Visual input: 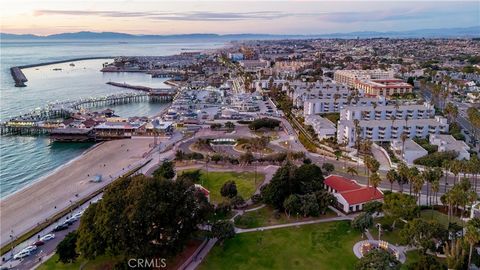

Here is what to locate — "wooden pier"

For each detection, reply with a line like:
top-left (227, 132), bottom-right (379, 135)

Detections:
top-left (0, 92), bottom-right (170, 136)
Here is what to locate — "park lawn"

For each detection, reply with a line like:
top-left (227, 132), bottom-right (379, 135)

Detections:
top-left (179, 170), bottom-right (264, 204)
top-left (199, 221), bottom-right (361, 270)
top-left (369, 225), bottom-right (403, 246)
top-left (38, 254), bottom-right (120, 270)
top-left (420, 209), bottom-right (463, 227)
top-left (235, 206), bottom-right (337, 229)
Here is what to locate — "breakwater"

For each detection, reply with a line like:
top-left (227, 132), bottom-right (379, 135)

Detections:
top-left (10, 57), bottom-right (114, 87)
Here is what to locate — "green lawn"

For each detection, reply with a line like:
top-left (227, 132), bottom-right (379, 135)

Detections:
top-left (38, 254), bottom-right (120, 270)
top-left (235, 206), bottom-right (337, 229)
top-left (199, 221), bottom-right (361, 270)
top-left (179, 170), bottom-right (264, 204)
top-left (420, 209), bottom-right (463, 227)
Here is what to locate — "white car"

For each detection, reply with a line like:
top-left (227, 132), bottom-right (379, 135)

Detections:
top-left (21, 245), bottom-right (37, 253)
top-left (13, 250), bottom-right (30, 260)
top-left (40, 233), bottom-right (55, 242)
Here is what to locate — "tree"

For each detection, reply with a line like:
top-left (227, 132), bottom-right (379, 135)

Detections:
top-left (239, 151), bottom-right (254, 165)
top-left (261, 163), bottom-right (297, 209)
top-left (397, 162), bottom-right (410, 193)
top-left (444, 102), bottom-right (458, 124)
top-left (300, 194), bottom-right (320, 217)
top-left (56, 231), bottom-right (78, 263)
top-left (77, 175), bottom-right (209, 259)
top-left (210, 220), bottom-right (235, 244)
top-left (153, 161), bottom-right (175, 180)
top-left (363, 201), bottom-right (383, 215)
top-left (369, 172), bottom-right (382, 192)
top-left (230, 195), bottom-right (245, 208)
top-left (355, 249), bottom-right (400, 270)
top-left (293, 163), bottom-right (325, 194)
top-left (383, 192), bottom-right (419, 227)
top-left (386, 169), bottom-right (399, 191)
top-left (225, 121), bottom-right (235, 130)
top-left (220, 181), bottom-right (238, 198)
top-left (322, 163), bottom-right (335, 175)
top-left (400, 218), bottom-right (446, 253)
top-left (210, 154), bottom-right (223, 164)
top-left (351, 212), bottom-right (373, 232)
top-left (347, 166), bottom-right (358, 177)
top-left (283, 194), bottom-right (302, 217)
top-left (444, 239), bottom-right (467, 270)
top-left (465, 217), bottom-right (480, 268)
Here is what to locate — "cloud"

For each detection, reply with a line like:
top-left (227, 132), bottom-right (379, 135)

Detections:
top-left (33, 8), bottom-right (466, 23)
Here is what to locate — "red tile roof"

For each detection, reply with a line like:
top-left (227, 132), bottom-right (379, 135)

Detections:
top-left (324, 175), bottom-right (361, 192)
top-left (339, 187), bottom-right (383, 205)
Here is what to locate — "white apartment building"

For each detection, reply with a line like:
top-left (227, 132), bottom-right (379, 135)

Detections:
top-left (337, 116), bottom-right (448, 147)
top-left (339, 102), bottom-right (435, 121)
top-left (304, 115), bottom-right (336, 140)
top-left (304, 96), bottom-right (386, 115)
top-left (391, 139), bottom-right (428, 165)
top-left (429, 134), bottom-right (471, 160)
top-left (289, 82), bottom-right (353, 108)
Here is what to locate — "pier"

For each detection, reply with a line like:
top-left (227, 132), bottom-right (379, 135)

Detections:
top-left (0, 92), bottom-right (168, 136)
top-left (107, 81), bottom-right (177, 102)
top-left (10, 67), bottom-right (27, 87)
top-left (10, 57), bottom-right (114, 87)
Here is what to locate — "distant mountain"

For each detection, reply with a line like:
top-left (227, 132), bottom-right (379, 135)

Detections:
top-left (1, 26), bottom-right (478, 41)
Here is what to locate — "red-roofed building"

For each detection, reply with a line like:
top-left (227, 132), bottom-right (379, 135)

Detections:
top-left (324, 175), bottom-right (384, 213)
top-left (194, 184), bottom-right (210, 202)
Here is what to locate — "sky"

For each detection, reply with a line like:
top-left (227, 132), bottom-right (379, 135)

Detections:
top-left (1, 0), bottom-right (479, 35)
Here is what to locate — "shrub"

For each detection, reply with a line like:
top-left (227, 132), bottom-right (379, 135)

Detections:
top-left (413, 151), bottom-right (458, 167)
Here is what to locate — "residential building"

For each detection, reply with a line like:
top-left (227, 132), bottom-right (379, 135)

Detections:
top-left (324, 175), bottom-right (383, 213)
top-left (339, 102), bottom-right (434, 121)
top-left (429, 134), bottom-right (471, 160)
top-left (354, 79), bottom-right (413, 96)
top-left (304, 96), bottom-right (385, 115)
top-left (334, 70), bottom-right (394, 87)
top-left (391, 139), bottom-right (428, 165)
top-left (337, 116), bottom-right (448, 147)
top-left (304, 115), bottom-right (336, 140)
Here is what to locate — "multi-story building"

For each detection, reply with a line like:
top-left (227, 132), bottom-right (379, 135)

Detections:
top-left (334, 70), bottom-right (412, 97)
top-left (339, 102), bottom-right (434, 121)
top-left (334, 70), bottom-right (394, 87)
top-left (304, 115), bottom-right (336, 140)
top-left (337, 116), bottom-right (448, 146)
top-left (429, 134), bottom-right (471, 160)
top-left (354, 79), bottom-right (413, 96)
top-left (304, 96), bottom-right (385, 115)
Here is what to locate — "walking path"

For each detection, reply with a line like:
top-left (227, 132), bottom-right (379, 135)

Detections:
top-left (235, 216), bottom-right (351, 234)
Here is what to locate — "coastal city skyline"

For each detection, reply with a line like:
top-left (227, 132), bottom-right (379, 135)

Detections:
top-left (2, 1), bottom-right (479, 35)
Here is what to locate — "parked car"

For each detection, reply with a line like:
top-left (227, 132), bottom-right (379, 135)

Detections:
top-left (39, 233), bottom-right (55, 242)
top-left (22, 245), bottom-right (37, 253)
top-left (52, 223), bottom-right (69, 232)
top-left (13, 250), bottom-right (30, 260)
top-left (33, 240), bottom-right (45, 246)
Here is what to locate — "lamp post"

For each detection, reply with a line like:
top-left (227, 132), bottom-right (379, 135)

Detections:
top-left (376, 223), bottom-right (382, 241)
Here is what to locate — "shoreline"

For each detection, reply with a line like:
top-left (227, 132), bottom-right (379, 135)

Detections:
top-left (0, 138), bottom-right (155, 247)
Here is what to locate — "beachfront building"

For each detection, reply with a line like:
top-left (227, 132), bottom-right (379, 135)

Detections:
top-left (287, 81), bottom-right (354, 108)
top-left (337, 116), bottom-right (449, 147)
top-left (304, 115), bottom-right (336, 140)
top-left (429, 134), bottom-right (471, 160)
top-left (391, 139), bottom-right (428, 165)
top-left (324, 175), bottom-right (383, 213)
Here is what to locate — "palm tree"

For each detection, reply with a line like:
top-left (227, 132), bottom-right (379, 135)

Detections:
top-left (412, 175), bottom-right (425, 205)
top-left (408, 167), bottom-right (420, 196)
top-left (397, 162), bottom-right (409, 193)
top-left (442, 160), bottom-right (451, 192)
top-left (431, 179), bottom-right (440, 206)
top-left (400, 132), bottom-right (409, 158)
top-left (369, 172), bottom-right (382, 194)
top-left (386, 169), bottom-right (398, 191)
top-left (465, 218), bottom-right (480, 269)
top-left (346, 166), bottom-right (358, 177)
top-left (450, 160), bottom-right (462, 185)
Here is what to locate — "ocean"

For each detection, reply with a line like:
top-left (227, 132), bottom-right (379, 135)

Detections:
top-left (0, 39), bottom-right (225, 198)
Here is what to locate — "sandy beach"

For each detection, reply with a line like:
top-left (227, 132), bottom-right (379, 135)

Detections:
top-left (0, 138), bottom-right (154, 247)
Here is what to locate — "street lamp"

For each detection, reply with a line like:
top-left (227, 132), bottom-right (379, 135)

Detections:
top-left (376, 223), bottom-right (382, 241)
